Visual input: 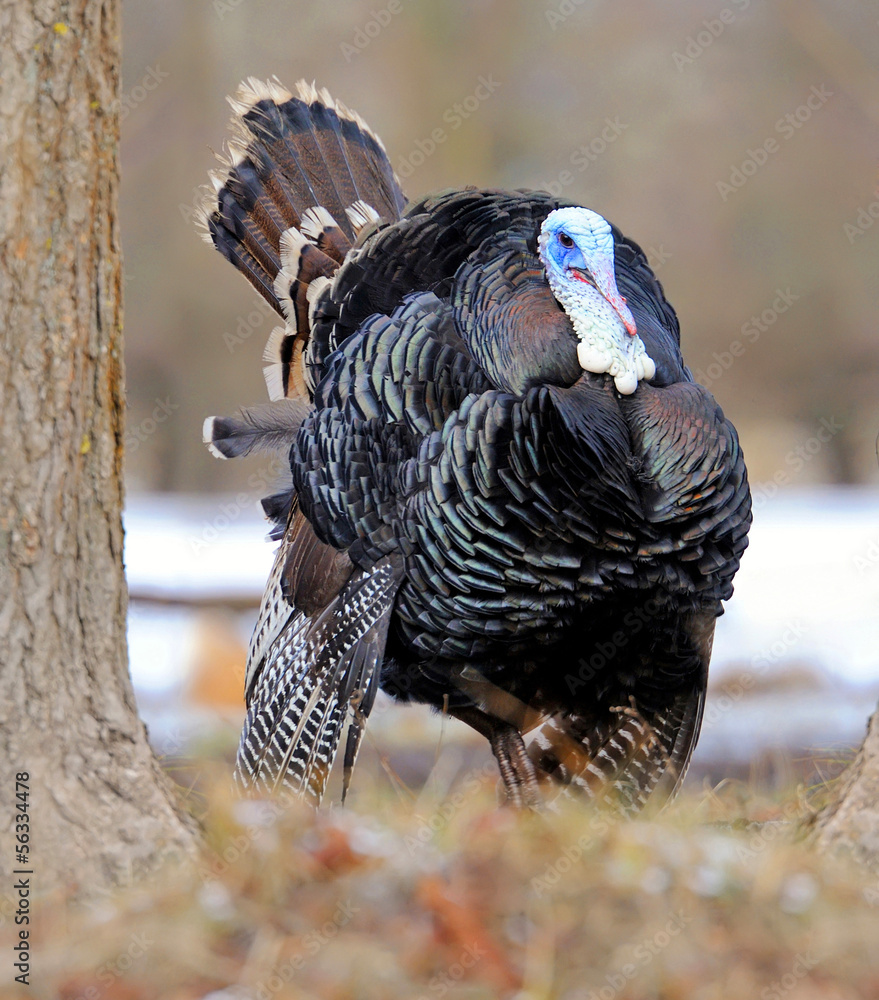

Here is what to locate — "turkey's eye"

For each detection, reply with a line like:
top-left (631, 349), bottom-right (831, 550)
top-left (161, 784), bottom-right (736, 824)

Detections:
top-left (558, 232), bottom-right (575, 249)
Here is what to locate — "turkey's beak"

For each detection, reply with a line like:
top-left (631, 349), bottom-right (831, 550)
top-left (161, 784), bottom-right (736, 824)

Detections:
top-left (569, 265), bottom-right (637, 337)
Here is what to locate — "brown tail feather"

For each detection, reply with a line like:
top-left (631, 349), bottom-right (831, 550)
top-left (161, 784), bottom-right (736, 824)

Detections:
top-left (200, 78), bottom-right (407, 400)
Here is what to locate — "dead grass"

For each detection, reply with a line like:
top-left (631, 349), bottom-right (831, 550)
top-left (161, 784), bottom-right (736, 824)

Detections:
top-left (7, 757), bottom-right (879, 1000)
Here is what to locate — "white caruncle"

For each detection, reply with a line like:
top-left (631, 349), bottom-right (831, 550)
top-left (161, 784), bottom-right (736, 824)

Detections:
top-left (539, 207), bottom-right (656, 395)
top-left (551, 278), bottom-right (656, 395)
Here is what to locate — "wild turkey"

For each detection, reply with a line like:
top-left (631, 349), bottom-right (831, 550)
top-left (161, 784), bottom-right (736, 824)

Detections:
top-left (200, 78), bottom-right (751, 814)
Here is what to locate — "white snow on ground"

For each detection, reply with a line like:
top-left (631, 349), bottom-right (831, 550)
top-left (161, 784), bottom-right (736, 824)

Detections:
top-left (711, 488), bottom-right (879, 684)
top-left (125, 493), bottom-right (275, 602)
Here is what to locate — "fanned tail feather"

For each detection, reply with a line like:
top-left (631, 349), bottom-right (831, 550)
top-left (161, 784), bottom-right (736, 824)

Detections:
top-left (235, 558), bottom-right (401, 803)
top-left (200, 77), bottom-right (407, 400)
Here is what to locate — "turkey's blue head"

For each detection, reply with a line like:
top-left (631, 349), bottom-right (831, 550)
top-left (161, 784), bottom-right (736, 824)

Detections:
top-left (538, 207), bottom-right (655, 395)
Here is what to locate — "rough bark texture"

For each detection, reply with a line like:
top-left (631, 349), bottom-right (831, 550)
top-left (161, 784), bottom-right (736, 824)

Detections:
top-left (811, 704), bottom-right (879, 871)
top-left (0, 1), bottom-right (197, 892)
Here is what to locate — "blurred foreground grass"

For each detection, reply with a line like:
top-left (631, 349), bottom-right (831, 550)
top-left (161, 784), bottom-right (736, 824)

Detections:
top-left (9, 754), bottom-right (879, 1000)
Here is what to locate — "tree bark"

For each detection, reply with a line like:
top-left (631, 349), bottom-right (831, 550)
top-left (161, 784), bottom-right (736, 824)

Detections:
top-left (0, 1), bottom-right (197, 892)
top-left (810, 704), bottom-right (879, 871)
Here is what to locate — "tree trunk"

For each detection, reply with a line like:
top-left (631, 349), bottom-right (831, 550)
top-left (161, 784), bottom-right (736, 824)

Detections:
top-left (0, 1), bottom-right (198, 893)
top-left (810, 703), bottom-right (879, 871)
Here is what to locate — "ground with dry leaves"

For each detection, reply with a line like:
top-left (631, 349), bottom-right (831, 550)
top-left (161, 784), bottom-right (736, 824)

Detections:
top-left (6, 755), bottom-right (879, 1000)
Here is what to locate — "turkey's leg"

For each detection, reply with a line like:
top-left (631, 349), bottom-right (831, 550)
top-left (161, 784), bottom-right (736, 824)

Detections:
top-left (448, 704), bottom-right (541, 809)
top-left (490, 725), bottom-right (542, 809)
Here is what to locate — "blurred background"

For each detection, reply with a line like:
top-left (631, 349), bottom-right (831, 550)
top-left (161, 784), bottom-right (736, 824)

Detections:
top-left (119, 0), bottom-right (879, 793)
